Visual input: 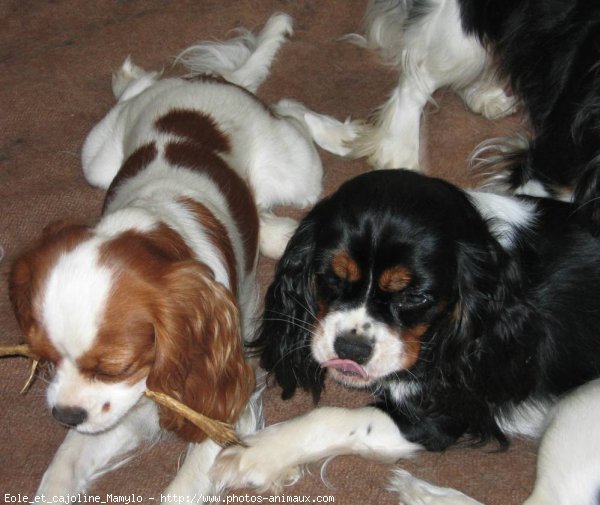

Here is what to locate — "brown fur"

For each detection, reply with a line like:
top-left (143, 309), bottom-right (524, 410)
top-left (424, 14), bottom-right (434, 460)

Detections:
top-left (179, 197), bottom-right (238, 296)
top-left (331, 251), bottom-right (361, 282)
top-left (379, 265), bottom-right (412, 292)
top-left (9, 222), bottom-right (92, 362)
top-left (159, 108), bottom-right (258, 272)
top-left (103, 142), bottom-right (158, 212)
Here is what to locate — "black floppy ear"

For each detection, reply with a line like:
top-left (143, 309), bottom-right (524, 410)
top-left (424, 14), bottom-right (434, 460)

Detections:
top-left (439, 233), bottom-right (525, 384)
top-left (253, 213), bottom-right (324, 401)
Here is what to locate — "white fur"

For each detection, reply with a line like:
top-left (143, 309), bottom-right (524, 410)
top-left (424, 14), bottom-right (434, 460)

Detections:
top-left (467, 190), bottom-right (537, 248)
top-left (212, 406), bottom-right (422, 491)
top-left (386, 383), bottom-right (600, 505)
top-left (312, 306), bottom-right (406, 388)
top-left (42, 239), bottom-right (113, 357)
top-left (390, 469), bottom-right (484, 505)
top-left (346, 0), bottom-right (517, 169)
top-left (214, 385), bottom-right (600, 503)
top-left (523, 380), bottom-right (600, 505)
top-left (36, 13), bottom-right (323, 501)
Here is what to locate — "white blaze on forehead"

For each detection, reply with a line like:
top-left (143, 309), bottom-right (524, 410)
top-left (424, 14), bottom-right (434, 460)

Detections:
top-left (42, 238), bottom-right (113, 359)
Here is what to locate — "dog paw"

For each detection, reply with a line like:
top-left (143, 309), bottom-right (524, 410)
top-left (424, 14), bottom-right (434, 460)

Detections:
top-left (210, 429), bottom-right (303, 491)
top-left (461, 84), bottom-right (519, 120)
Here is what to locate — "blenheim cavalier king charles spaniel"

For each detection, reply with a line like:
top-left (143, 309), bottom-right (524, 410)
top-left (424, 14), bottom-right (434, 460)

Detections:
top-left (346, 0), bottom-right (600, 231)
top-left (214, 170), bottom-right (600, 505)
top-left (9, 13), bottom-right (335, 499)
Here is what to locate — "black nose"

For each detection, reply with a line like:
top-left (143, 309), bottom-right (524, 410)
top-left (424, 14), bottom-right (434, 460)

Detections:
top-left (334, 334), bottom-right (373, 364)
top-left (52, 406), bottom-right (88, 427)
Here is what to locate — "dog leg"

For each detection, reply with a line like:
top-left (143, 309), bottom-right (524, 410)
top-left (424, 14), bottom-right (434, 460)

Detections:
top-left (164, 439), bottom-right (222, 498)
top-left (211, 406), bottom-right (421, 491)
top-left (351, 0), bottom-right (491, 169)
top-left (350, 77), bottom-right (432, 170)
top-left (80, 104), bottom-right (125, 189)
top-left (272, 98), bottom-right (359, 157)
top-left (177, 13), bottom-right (292, 94)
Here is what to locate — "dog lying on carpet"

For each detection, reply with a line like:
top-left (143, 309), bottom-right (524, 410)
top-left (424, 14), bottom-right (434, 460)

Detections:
top-left (347, 0), bottom-right (600, 231)
top-left (213, 169), bottom-right (600, 505)
top-left (8, 13), bottom-right (336, 498)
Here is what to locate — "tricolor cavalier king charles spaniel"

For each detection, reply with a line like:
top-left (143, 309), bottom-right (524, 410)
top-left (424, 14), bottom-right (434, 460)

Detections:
top-left (9, 13), bottom-right (332, 499)
top-left (214, 170), bottom-right (600, 505)
top-left (347, 0), bottom-right (600, 230)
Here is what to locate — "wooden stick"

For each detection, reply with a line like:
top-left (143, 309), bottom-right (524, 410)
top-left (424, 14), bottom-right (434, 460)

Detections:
top-left (145, 390), bottom-right (241, 447)
top-left (0, 344), bottom-right (39, 359)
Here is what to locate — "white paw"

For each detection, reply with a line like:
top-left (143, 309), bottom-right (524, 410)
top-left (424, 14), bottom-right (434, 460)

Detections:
top-left (461, 85), bottom-right (519, 120)
top-left (351, 124), bottom-right (420, 170)
top-left (211, 430), bottom-right (303, 491)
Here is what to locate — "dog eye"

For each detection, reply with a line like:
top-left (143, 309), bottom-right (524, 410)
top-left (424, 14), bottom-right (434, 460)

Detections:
top-left (90, 364), bottom-right (131, 382)
top-left (396, 292), bottom-right (432, 310)
top-left (316, 273), bottom-right (344, 296)
top-left (92, 368), bottom-right (117, 380)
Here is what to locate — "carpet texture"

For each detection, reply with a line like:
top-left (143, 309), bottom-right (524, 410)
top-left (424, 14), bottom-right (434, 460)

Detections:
top-left (0, 1), bottom-right (536, 503)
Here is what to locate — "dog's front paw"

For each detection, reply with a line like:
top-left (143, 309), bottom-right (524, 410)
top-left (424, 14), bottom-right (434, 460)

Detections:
top-left (211, 429), bottom-right (303, 492)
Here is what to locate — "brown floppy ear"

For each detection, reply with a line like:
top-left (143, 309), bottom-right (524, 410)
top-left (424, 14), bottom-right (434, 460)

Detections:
top-left (148, 261), bottom-right (254, 442)
top-left (9, 255), bottom-right (36, 337)
top-left (9, 221), bottom-right (91, 342)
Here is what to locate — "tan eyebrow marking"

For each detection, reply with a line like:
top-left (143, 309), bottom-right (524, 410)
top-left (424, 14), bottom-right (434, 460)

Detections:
top-left (331, 251), bottom-right (361, 282)
top-left (379, 265), bottom-right (411, 292)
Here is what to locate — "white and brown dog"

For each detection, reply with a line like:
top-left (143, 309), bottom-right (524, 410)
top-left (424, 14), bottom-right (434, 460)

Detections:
top-left (9, 13), bottom-right (336, 499)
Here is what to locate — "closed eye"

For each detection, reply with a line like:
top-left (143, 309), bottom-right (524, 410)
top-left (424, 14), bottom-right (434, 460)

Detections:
top-left (396, 291), bottom-right (433, 311)
top-left (87, 363), bottom-right (132, 382)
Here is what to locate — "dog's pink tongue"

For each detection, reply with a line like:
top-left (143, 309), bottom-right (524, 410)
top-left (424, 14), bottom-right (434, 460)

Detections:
top-left (321, 359), bottom-right (368, 378)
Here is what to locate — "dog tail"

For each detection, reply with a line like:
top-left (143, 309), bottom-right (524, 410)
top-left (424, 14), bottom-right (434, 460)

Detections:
top-left (176, 13), bottom-right (293, 93)
top-left (471, 136), bottom-right (579, 204)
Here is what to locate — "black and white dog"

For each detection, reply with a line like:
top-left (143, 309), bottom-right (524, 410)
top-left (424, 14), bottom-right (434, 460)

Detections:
top-left (213, 170), bottom-right (600, 505)
top-left (348, 0), bottom-right (600, 231)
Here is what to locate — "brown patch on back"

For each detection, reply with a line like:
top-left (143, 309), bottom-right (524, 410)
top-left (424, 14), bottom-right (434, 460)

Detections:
top-left (9, 223), bottom-right (92, 363)
top-left (165, 140), bottom-right (258, 272)
top-left (331, 252), bottom-right (361, 282)
top-left (379, 265), bottom-right (412, 292)
top-left (156, 109), bottom-right (231, 152)
top-left (103, 142), bottom-right (158, 213)
top-left (400, 324), bottom-right (428, 369)
top-left (179, 197), bottom-right (238, 295)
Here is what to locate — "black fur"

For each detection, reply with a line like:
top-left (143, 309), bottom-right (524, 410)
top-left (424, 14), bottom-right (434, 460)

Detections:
top-left (255, 170), bottom-right (600, 451)
top-left (458, 0), bottom-right (600, 230)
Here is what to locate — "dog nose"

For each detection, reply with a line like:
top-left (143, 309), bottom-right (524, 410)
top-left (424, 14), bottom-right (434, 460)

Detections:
top-left (52, 406), bottom-right (88, 427)
top-left (334, 334), bottom-right (373, 364)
